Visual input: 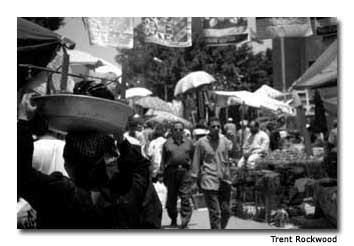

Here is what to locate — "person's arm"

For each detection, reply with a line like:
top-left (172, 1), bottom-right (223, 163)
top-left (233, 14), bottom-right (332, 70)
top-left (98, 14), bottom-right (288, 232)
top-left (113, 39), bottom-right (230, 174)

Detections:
top-left (191, 141), bottom-right (202, 179)
top-left (17, 92), bottom-right (53, 200)
top-left (242, 136), bottom-right (251, 156)
top-left (108, 139), bottom-right (151, 228)
top-left (159, 143), bottom-right (167, 174)
top-left (259, 133), bottom-right (270, 153)
top-left (146, 140), bottom-right (154, 159)
top-left (225, 136), bottom-right (233, 151)
top-left (110, 140), bottom-right (149, 196)
top-left (189, 140), bottom-right (195, 161)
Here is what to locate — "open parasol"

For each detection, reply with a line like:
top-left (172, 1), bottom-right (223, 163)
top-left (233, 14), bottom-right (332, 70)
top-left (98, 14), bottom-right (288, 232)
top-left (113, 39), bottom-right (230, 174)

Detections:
top-left (146, 110), bottom-right (192, 128)
top-left (68, 50), bottom-right (121, 76)
top-left (126, 87), bottom-right (152, 99)
top-left (135, 96), bottom-right (173, 113)
top-left (174, 71), bottom-right (216, 96)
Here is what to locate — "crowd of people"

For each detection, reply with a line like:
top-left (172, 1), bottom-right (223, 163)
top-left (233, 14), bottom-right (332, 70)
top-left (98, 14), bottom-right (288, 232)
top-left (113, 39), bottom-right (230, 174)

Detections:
top-left (118, 114), bottom-right (274, 229)
top-left (17, 81), bottom-right (337, 229)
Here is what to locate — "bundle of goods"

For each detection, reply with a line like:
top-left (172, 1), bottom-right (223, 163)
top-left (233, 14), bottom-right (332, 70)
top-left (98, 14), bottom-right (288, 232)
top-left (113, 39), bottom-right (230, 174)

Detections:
top-left (233, 202), bottom-right (258, 220)
top-left (259, 148), bottom-right (307, 165)
top-left (256, 148), bottom-right (326, 179)
top-left (313, 178), bottom-right (337, 227)
top-left (32, 80), bottom-right (133, 134)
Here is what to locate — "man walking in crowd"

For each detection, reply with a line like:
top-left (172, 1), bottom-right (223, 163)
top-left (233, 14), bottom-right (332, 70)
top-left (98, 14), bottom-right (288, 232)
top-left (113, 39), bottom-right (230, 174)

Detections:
top-left (238, 120), bottom-right (270, 168)
top-left (160, 122), bottom-right (194, 228)
top-left (224, 117), bottom-right (237, 158)
top-left (191, 117), bottom-right (233, 229)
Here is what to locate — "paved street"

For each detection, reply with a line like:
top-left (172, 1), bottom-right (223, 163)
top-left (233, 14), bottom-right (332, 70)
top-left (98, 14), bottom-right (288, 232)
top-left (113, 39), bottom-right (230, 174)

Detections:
top-left (161, 208), bottom-right (287, 230)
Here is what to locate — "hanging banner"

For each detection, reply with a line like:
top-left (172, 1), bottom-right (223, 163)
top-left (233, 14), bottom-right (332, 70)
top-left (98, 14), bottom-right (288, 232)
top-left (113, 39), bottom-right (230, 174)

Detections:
top-left (84, 17), bottom-right (134, 49)
top-left (256, 17), bottom-right (313, 40)
top-left (202, 17), bottom-right (249, 46)
top-left (142, 17), bottom-right (192, 47)
top-left (315, 17), bottom-right (337, 36)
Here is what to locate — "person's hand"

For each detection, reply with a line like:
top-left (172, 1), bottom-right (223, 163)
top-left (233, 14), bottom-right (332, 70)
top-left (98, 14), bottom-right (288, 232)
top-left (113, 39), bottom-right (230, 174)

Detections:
top-left (18, 92), bottom-right (37, 121)
top-left (190, 176), bottom-right (199, 192)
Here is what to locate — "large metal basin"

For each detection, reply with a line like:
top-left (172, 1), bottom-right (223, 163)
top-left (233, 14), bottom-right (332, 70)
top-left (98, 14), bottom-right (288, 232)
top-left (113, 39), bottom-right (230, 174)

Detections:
top-left (32, 94), bottom-right (133, 134)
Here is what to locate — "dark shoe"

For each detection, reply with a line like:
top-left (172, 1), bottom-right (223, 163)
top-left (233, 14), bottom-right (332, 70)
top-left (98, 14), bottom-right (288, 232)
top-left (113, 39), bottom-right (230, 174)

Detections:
top-left (170, 219), bottom-right (177, 227)
top-left (180, 223), bottom-right (189, 229)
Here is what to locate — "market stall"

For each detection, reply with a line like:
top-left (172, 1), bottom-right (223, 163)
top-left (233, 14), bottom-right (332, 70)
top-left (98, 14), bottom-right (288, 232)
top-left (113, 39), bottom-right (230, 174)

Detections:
top-left (214, 90), bottom-right (295, 116)
top-left (230, 149), bottom-right (327, 225)
top-left (17, 17), bottom-right (75, 89)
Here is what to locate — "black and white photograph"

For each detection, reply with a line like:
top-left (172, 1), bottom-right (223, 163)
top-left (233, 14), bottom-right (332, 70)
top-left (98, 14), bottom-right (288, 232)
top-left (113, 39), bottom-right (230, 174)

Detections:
top-left (16, 16), bottom-right (338, 231)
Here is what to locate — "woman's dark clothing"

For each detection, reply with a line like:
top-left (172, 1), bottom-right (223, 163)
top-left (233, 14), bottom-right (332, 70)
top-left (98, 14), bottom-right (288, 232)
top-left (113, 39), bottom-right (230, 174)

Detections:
top-left (269, 131), bottom-right (281, 151)
top-left (17, 120), bottom-right (161, 229)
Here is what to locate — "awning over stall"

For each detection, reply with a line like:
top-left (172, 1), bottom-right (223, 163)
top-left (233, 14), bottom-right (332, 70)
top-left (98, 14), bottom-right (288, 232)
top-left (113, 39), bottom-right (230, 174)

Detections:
top-left (291, 39), bottom-right (337, 89)
top-left (17, 18), bottom-right (75, 88)
top-left (214, 90), bottom-right (295, 116)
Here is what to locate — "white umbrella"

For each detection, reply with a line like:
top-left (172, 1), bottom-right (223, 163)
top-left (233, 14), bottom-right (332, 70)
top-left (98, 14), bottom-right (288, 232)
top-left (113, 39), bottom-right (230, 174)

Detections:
top-left (146, 109), bottom-right (192, 128)
top-left (126, 87), bottom-right (152, 99)
top-left (174, 71), bottom-right (216, 96)
top-left (68, 50), bottom-right (121, 75)
top-left (68, 50), bottom-right (101, 65)
top-left (95, 61), bottom-right (121, 77)
top-left (135, 96), bottom-right (173, 113)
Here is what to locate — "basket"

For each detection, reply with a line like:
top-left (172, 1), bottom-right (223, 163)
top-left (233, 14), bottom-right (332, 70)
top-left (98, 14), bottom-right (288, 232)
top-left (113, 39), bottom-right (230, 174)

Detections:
top-left (32, 94), bottom-right (133, 134)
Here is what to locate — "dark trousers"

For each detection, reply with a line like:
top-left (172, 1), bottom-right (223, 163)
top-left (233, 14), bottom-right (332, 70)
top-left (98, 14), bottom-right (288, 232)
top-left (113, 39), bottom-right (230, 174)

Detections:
top-left (203, 181), bottom-right (231, 229)
top-left (164, 166), bottom-right (192, 226)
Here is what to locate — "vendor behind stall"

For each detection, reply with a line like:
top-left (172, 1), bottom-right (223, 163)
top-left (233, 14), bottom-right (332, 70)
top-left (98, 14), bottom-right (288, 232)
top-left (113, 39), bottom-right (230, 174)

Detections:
top-left (238, 120), bottom-right (270, 168)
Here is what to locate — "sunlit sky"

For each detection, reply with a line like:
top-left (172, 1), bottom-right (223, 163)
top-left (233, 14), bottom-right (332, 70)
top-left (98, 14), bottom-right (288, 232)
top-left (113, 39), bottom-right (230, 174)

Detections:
top-left (56, 17), bottom-right (272, 71)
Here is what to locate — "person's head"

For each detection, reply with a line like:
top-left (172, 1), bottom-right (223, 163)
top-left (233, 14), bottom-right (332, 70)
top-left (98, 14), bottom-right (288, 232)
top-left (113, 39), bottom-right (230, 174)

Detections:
top-left (208, 117), bottom-right (221, 139)
top-left (63, 131), bottom-right (118, 190)
top-left (74, 80), bottom-right (115, 100)
top-left (184, 128), bottom-right (191, 139)
top-left (266, 122), bottom-right (275, 132)
top-left (249, 120), bottom-right (260, 135)
top-left (153, 124), bottom-right (165, 139)
top-left (227, 117), bottom-right (233, 123)
top-left (172, 122), bottom-right (184, 141)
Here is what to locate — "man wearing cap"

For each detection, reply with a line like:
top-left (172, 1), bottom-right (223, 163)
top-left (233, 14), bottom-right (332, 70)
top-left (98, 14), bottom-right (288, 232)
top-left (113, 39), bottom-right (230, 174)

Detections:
top-left (224, 118), bottom-right (236, 138)
top-left (160, 122), bottom-right (194, 228)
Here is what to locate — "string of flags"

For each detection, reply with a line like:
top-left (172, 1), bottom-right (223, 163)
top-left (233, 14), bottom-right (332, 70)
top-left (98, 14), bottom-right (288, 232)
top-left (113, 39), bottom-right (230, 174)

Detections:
top-left (83, 17), bottom-right (336, 49)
